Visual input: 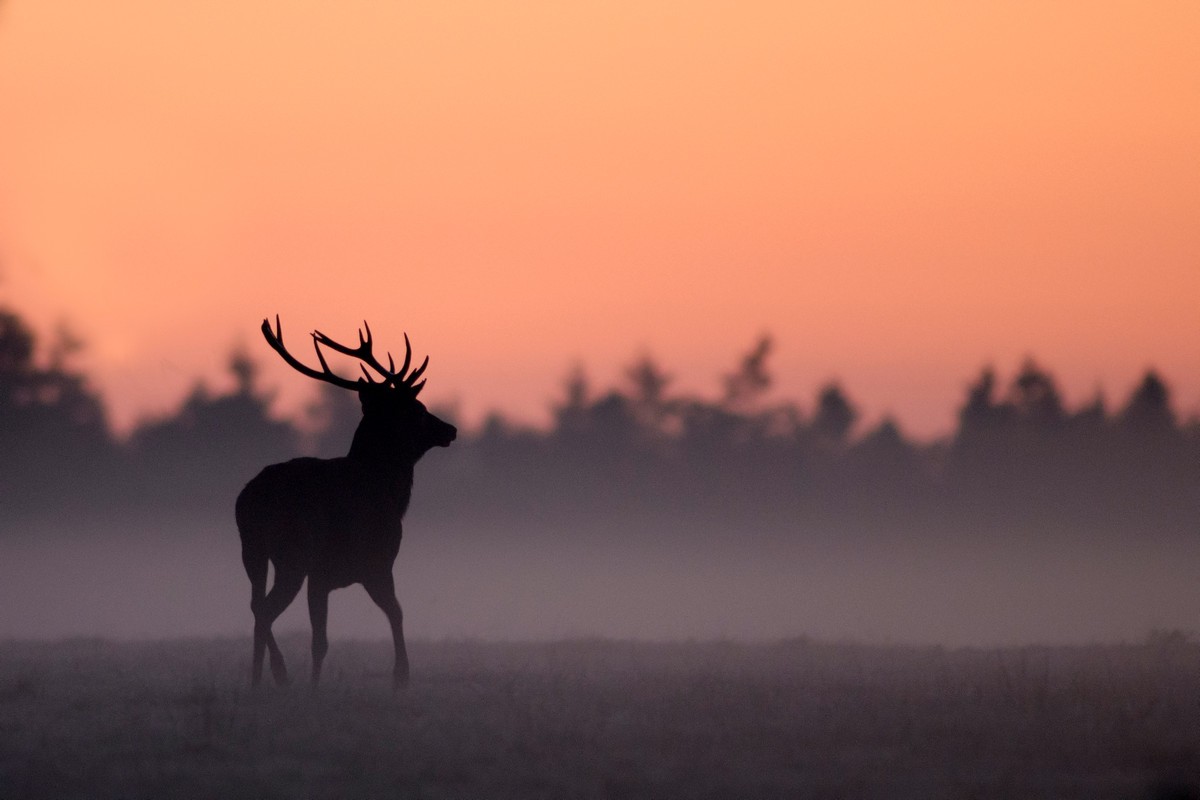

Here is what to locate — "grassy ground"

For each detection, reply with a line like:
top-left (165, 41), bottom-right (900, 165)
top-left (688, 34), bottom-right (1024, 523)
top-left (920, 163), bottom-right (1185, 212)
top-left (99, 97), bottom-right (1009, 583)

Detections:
top-left (1, 637), bottom-right (1198, 799)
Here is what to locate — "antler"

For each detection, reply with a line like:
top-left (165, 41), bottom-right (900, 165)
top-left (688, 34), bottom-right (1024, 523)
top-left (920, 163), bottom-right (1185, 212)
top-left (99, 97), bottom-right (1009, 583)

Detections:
top-left (399, 334), bottom-right (430, 394)
top-left (261, 315), bottom-right (360, 390)
top-left (261, 316), bottom-right (429, 394)
top-left (313, 321), bottom-right (428, 393)
top-left (312, 321), bottom-right (392, 385)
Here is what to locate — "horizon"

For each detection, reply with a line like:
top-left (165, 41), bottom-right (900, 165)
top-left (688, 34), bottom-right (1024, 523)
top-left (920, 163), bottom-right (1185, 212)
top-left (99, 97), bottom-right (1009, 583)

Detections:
top-left (4, 301), bottom-right (1195, 443)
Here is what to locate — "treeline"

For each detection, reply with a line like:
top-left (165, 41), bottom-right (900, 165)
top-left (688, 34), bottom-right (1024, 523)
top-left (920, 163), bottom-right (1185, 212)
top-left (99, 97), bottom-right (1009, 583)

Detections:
top-left (1, 305), bottom-right (1197, 537)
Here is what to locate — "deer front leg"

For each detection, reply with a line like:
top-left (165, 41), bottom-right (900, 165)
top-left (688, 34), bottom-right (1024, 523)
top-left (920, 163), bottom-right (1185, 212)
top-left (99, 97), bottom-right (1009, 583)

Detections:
top-left (363, 574), bottom-right (409, 690)
top-left (308, 581), bottom-right (330, 688)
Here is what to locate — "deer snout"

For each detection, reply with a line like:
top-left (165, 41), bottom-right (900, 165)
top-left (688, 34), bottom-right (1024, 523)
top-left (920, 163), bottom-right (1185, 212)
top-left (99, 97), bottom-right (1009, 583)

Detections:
top-left (435, 421), bottom-right (457, 447)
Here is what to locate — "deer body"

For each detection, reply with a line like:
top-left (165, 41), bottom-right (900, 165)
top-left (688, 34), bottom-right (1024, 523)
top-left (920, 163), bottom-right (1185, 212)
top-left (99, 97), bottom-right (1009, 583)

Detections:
top-left (236, 317), bottom-right (455, 689)
top-left (239, 456), bottom-right (408, 587)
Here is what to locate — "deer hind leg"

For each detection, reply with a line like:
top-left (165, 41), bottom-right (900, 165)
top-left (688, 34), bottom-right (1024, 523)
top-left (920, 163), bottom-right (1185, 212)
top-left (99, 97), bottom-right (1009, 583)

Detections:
top-left (307, 581), bottom-right (331, 687)
top-left (244, 547), bottom-right (271, 687)
top-left (253, 566), bottom-right (305, 686)
top-left (363, 574), bottom-right (409, 690)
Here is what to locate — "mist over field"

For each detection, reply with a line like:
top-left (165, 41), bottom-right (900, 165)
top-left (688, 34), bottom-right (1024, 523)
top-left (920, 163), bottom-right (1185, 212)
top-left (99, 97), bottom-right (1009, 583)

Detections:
top-left (4, 515), bottom-right (1200, 646)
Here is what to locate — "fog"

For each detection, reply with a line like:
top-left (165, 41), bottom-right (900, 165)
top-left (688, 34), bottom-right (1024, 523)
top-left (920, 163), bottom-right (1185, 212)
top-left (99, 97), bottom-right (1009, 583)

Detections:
top-left (3, 511), bottom-right (1197, 647)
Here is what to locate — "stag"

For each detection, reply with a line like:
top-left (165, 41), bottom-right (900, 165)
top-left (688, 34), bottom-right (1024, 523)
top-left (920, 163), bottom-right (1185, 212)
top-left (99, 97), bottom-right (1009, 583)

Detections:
top-left (236, 316), bottom-right (456, 689)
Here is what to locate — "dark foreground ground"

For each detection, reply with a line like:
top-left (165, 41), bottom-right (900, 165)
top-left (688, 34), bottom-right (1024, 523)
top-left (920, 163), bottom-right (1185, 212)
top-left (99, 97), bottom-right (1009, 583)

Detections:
top-left (1, 637), bottom-right (1198, 799)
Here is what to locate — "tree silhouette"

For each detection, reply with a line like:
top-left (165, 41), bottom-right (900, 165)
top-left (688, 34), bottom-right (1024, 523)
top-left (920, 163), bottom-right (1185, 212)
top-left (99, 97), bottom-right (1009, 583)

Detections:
top-left (848, 416), bottom-right (926, 506)
top-left (625, 354), bottom-right (674, 435)
top-left (1109, 369), bottom-right (1191, 520)
top-left (722, 334), bottom-right (773, 411)
top-left (1008, 358), bottom-right (1066, 427)
top-left (812, 383), bottom-right (857, 445)
top-left (0, 308), bottom-right (115, 516)
top-left (126, 348), bottom-right (300, 511)
top-left (1119, 370), bottom-right (1174, 432)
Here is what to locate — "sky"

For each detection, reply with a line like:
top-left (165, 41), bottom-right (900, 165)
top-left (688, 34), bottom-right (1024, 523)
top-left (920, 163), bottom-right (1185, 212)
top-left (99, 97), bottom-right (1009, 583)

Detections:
top-left (1, 1), bottom-right (1197, 438)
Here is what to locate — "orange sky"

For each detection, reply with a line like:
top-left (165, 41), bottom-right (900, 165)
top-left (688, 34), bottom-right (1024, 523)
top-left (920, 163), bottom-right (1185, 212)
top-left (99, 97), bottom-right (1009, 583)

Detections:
top-left (1, 1), bottom-right (1197, 438)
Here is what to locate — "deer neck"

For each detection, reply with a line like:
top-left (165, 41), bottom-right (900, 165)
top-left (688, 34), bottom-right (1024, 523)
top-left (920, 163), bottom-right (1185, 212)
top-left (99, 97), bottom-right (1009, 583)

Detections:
top-left (346, 418), bottom-right (418, 484)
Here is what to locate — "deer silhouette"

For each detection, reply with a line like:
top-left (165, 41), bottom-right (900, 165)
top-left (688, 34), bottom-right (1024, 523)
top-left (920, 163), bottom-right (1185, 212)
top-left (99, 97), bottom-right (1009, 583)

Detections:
top-left (236, 316), bottom-right (456, 689)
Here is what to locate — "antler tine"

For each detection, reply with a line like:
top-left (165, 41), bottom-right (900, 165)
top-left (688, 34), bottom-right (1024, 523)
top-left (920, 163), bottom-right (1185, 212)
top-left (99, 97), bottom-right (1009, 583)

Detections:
top-left (312, 322), bottom-right (396, 382)
top-left (398, 333), bottom-right (413, 380)
top-left (310, 335), bottom-right (335, 375)
top-left (261, 315), bottom-right (360, 391)
top-left (403, 355), bottom-right (430, 388)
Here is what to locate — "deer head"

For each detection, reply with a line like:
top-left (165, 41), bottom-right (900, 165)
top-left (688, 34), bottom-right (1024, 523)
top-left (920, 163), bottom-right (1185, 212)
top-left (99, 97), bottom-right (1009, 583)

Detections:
top-left (262, 316), bottom-right (457, 459)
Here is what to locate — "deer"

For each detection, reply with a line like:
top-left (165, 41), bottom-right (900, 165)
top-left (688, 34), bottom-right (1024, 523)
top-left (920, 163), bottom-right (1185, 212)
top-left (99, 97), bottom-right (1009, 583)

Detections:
top-left (235, 316), bottom-right (456, 690)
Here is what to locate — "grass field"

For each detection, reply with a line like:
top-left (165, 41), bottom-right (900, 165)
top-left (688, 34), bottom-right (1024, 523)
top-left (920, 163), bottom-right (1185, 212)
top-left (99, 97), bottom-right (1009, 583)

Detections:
top-left (1, 636), bottom-right (1198, 799)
